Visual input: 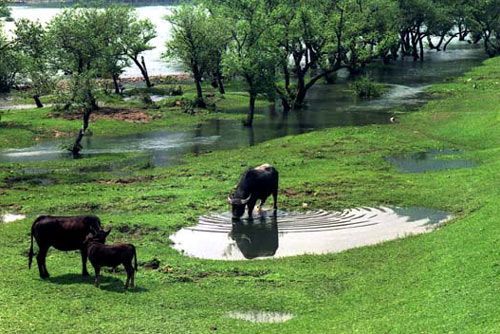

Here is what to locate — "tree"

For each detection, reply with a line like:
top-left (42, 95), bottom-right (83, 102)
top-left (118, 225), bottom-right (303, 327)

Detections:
top-left (15, 19), bottom-right (55, 107)
top-left (0, 0), bottom-right (10, 19)
top-left (207, 0), bottom-right (279, 127)
top-left (468, 0), bottom-right (500, 56)
top-left (121, 14), bottom-right (156, 88)
top-left (164, 5), bottom-right (230, 107)
top-left (0, 1), bottom-right (18, 93)
top-left (48, 7), bottom-right (111, 156)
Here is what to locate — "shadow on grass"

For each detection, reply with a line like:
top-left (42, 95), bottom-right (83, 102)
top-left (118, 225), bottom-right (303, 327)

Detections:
top-left (46, 273), bottom-right (148, 293)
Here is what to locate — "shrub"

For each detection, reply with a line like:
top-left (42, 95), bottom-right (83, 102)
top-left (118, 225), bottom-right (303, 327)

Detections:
top-left (351, 76), bottom-right (386, 99)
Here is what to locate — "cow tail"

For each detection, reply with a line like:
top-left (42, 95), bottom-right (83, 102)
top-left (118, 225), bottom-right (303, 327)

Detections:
top-left (28, 225), bottom-right (34, 269)
top-left (134, 246), bottom-right (138, 272)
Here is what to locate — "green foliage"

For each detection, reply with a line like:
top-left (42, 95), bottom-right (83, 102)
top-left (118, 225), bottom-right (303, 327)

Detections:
top-left (467, 0), bottom-right (500, 56)
top-left (164, 5), bottom-right (229, 104)
top-left (0, 0), bottom-right (10, 19)
top-left (15, 19), bottom-right (56, 99)
top-left (350, 75), bottom-right (386, 99)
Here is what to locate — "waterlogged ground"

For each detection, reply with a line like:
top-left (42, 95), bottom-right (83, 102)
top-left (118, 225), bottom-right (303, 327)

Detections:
top-left (0, 46), bottom-right (486, 165)
top-left (0, 57), bottom-right (498, 332)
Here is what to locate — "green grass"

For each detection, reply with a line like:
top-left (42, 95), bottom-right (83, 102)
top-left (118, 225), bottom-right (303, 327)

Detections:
top-left (0, 58), bottom-right (499, 333)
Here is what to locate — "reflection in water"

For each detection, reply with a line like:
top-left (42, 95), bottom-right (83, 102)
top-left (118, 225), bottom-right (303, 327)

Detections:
top-left (169, 207), bottom-right (453, 260)
top-left (386, 149), bottom-right (476, 173)
top-left (229, 216), bottom-right (279, 259)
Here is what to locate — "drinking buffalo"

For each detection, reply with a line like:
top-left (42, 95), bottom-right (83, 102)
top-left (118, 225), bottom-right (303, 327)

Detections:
top-left (28, 215), bottom-right (102, 278)
top-left (84, 230), bottom-right (138, 289)
top-left (228, 164), bottom-right (279, 219)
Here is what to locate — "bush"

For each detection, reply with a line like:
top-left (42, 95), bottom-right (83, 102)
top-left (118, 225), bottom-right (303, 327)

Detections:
top-left (351, 76), bottom-right (386, 99)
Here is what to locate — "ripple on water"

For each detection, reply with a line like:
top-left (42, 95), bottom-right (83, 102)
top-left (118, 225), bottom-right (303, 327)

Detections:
top-left (227, 311), bottom-right (294, 323)
top-left (169, 207), bottom-right (452, 260)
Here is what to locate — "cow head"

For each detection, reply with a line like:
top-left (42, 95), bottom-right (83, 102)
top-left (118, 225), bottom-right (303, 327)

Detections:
top-left (84, 228), bottom-right (111, 245)
top-left (227, 194), bottom-right (251, 219)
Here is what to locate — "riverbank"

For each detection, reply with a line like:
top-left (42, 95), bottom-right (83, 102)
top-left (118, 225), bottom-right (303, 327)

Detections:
top-left (0, 57), bottom-right (498, 333)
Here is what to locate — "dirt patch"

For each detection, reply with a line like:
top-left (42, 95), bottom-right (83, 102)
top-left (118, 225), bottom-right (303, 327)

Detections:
top-left (98, 175), bottom-right (156, 185)
top-left (59, 107), bottom-right (152, 123)
top-left (116, 224), bottom-right (159, 236)
top-left (141, 258), bottom-right (161, 270)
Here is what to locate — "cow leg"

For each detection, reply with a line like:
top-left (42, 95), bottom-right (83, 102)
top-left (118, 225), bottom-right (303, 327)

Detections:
top-left (258, 198), bottom-right (266, 214)
top-left (124, 263), bottom-right (134, 289)
top-left (36, 245), bottom-right (50, 279)
top-left (247, 200), bottom-right (257, 220)
top-left (272, 190), bottom-right (278, 214)
top-left (94, 266), bottom-right (101, 287)
top-left (80, 248), bottom-right (89, 277)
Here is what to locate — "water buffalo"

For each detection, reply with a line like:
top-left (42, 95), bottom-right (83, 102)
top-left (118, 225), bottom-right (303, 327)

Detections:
top-left (28, 215), bottom-right (102, 278)
top-left (84, 230), bottom-right (138, 289)
top-left (228, 163), bottom-right (279, 219)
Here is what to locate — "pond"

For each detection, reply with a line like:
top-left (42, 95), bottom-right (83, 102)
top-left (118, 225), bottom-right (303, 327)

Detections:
top-left (169, 207), bottom-right (452, 260)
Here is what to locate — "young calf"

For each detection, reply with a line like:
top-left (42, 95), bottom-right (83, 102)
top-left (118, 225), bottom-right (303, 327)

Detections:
top-left (84, 230), bottom-right (138, 289)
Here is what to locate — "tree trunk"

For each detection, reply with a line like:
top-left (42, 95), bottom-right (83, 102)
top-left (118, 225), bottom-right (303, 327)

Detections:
top-left (112, 74), bottom-right (121, 94)
top-left (244, 93), bottom-right (256, 127)
top-left (131, 56), bottom-right (152, 88)
top-left (70, 89), bottom-right (97, 158)
top-left (33, 95), bottom-right (43, 108)
top-left (217, 77), bottom-right (225, 95)
top-left (70, 107), bottom-right (92, 158)
top-left (419, 35), bottom-right (424, 61)
top-left (294, 72), bottom-right (307, 109)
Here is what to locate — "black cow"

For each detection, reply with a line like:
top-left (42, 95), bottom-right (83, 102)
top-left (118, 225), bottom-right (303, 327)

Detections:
top-left (84, 230), bottom-right (138, 289)
top-left (28, 215), bottom-right (102, 278)
top-left (228, 164), bottom-right (279, 219)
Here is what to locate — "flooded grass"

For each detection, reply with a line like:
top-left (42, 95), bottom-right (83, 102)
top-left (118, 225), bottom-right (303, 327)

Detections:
top-left (386, 149), bottom-right (477, 173)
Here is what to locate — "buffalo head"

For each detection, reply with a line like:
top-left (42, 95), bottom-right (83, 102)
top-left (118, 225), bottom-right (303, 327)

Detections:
top-left (228, 194), bottom-right (251, 219)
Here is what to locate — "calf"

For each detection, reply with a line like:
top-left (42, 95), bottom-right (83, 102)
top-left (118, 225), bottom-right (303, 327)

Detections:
top-left (29, 215), bottom-right (102, 278)
top-left (228, 164), bottom-right (279, 219)
top-left (84, 230), bottom-right (138, 289)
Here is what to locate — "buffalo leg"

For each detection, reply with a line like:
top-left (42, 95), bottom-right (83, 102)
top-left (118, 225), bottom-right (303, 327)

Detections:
top-left (94, 266), bottom-right (101, 287)
top-left (124, 263), bottom-right (134, 289)
top-left (36, 245), bottom-right (50, 279)
top-left (272, 190), bottom-right (278, 213)
top-left (258, 198), bottom-right (266, 214)
top-left (80, 248), bottom-right (89, 276)
top-left (247, 202), bottom-right (256, 220)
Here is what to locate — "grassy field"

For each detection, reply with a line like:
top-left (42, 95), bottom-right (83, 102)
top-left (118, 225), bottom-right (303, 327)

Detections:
top-left (0, 58), bottom-right (499, 333)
